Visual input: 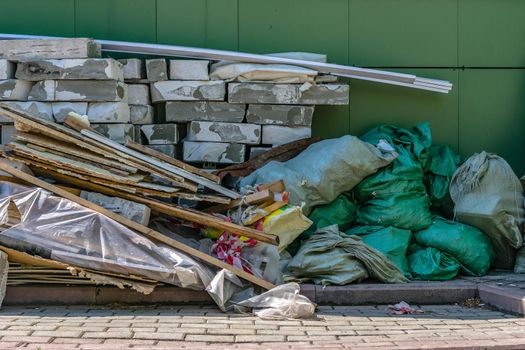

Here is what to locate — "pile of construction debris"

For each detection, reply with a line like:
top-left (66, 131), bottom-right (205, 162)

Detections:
top-left (0, 36), bottom-right (463, 314)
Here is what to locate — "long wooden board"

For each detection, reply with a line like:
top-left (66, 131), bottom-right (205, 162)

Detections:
top-left (8, 155), bottom-right (178, 198)
top-left (82, 130), bottom-right (240, 199)
top-left (125, 140), bottom-right (221, 184)
top-left (0, 105), bottom-right (198, 192)
top-left (14, 132), bottom-right (138, 173)
top-left (0, 163), bottom-right (275, 290)
top-left (26, 167), bottom-right (278, 245)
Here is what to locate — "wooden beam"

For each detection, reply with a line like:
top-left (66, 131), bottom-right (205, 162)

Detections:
top-left (125, 140), bottom-right (220, 184)
top-left (0, 105), bottom-right (198, 192)
top-left (18, 166), bottom-right (278, 246)
top-left (81, 129), bottom-right (240, 199)
top-left (0, 162), bottom-right (276, 290)
top-left (204, 189), bottom-right (274, 213)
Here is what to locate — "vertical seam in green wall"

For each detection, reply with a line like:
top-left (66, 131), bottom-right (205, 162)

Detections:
top-left (155, 0), bottom-right (158, 43)
top-left (347, 0), bottom-right (351, 134)
top-left (456, 0), bottom-right (460, 151)
top-left (236, 0), bottom-right (240, 51)
top-left (73, 0), bottom-right (77, 36)
top-left (204, 0), bottom-right (208, 48)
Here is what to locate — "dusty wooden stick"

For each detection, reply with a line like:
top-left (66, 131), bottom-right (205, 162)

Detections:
top-left (0, 162), bottom-right (276, 290)
top-left (125, 140), bottom-right (220, 184)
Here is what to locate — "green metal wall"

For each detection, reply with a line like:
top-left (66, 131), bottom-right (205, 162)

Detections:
top-left (1, 0), bottom-right (524, 174)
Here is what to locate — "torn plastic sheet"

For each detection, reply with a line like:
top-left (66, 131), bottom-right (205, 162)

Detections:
top-left (0, 181), bottom-right (315, 315)
top-left (0, 181), bottom-right (215, 291)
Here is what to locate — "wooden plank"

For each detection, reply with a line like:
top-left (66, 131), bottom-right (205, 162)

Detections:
top-left (23, 166), bottom-right (278, 246)
top-left (25, 143), bottom-right (131, 177)
top-left (7, 156), bottom-right (178, 198)
top-left (82, 129), bottom-right (240, 199)
top-left (258, 180), bottom-right (286, 193)
top-left (0, 162), bottom-right (275, 290)
top-left (0, 105), bottom-right (197, 191)
top-left (204, 189), bottom-right (274, 213)
top-left (242, 201), bottom-right (287, 226)
top-left (8, 141), bottom-right (145, 185)
top-left (13, 132), bottom-right (138, 173)
top-left (125, 140), bottom-right (220, 184)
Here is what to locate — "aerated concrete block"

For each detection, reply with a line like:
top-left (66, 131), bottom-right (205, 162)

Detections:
top-left (80, 191), bottom-right (151, 225)
top-left (16, 58), bottom-right (123, 81)
top-left (228, 83), bottom-right (349, 105)
top-left (148, 144), bottom-right (177, 158)
top-left (186, 121), bottom-right (261, 145)
top-left (28, 80), bottom-right (127, 102)
top-left (246, 104), bottom-right (314, 126)
top-left (2, 101), bottom-right (54, 122)
top-left (119, 58), bottom-right (145, 80)
top-left (0, 80), bottom-right (34, 100)
top-left (92, 123), bottom-right (135, 144)
top-left (262, 125), bottom-right (312, 145)
top-left (127, 84), bottom-right (150, 105)
top-left (141, 124), bottom-right (178, 145)
top-left (169, 60), bottom-right (209, 80)
top-left (52, 102), bottom-right (88, 123)
top-left (249, 146), bottom-right (271, 159)
top-left (1, 125), bottom-right (15, 144)
top-left (130, 105), bottom-right (154, 124)
top-left (0, 60), bottom-right (15, 80)
top-left (0, 38), bottom-right (101, 61)
top-left (183, 141), bottom-right (245, 164)
top-left (87, 102), bottom-right (130, 123)
top-left (150, 81), bottom-right (225, 102)
top-left (146, 59), bottom-right (168, 82)
top-left (165, 101), bottom-right (245, 123)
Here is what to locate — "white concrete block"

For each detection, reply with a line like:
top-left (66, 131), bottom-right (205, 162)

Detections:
top-left (261, 125), bottom-right (312, 145)
top-left (87, 102), bottom-right (130, 123)
top-left (169, 60), bottom-right (209, 80)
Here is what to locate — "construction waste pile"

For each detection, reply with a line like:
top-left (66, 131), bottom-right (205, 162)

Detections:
top-left (0, 36), bottom-right (521, 317)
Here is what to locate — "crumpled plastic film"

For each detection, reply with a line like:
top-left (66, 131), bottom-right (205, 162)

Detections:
top-left (0, 181), bottom-right (213, 291)
top-left (236, 282), bottom-right (316, 320)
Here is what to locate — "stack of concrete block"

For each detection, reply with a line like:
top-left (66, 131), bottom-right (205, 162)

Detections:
top-left (0, 38), bottom-right (136, 145)
top-left (0, 38), bottom-right (350, 165)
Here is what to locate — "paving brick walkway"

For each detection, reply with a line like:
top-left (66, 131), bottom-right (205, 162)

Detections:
top-left (0, 303), bottom-right (524, 349)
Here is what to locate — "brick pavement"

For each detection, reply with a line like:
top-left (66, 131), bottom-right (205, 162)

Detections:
top-left (0, 304), bottom-right (523, 349)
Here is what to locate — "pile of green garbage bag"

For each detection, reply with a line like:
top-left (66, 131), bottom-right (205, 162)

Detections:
top-left (354, 123), bottom-right (433, 231)
top-left (282, 122), bottom-right (499, 284)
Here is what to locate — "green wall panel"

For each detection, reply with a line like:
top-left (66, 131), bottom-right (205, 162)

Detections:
top-left (459, 69), bottom-right (525, 175)
top-left (0, 0), bottom-right (74, 37)
top-left (459, 0), bottom-right (525, 67)
top-left (75, 0), bottom-right (156, 42)
top-left (157, 0), bottom-right (238, 50)
top-left (312, 104), bottom-right (350, 139)
top-left (238, 0), bottom-right (349, 64)
top-left (348, 0), bottom-right (458, 68)
top-left (349, 69), bottom-right (459, 150)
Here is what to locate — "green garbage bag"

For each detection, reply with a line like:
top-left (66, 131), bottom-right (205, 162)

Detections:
top-left (408, 244), bottom-right (461, 280)
top-left (414, 216), bottom-right (495, 276)
top-left (287, 194), bottom-right (357, 256)
top-left (354, 123), bottom-right (433, 231)
top-left (424, 145), bottom-right (461, 217)
top-left (345, 226), bottom-right (412, 278)
top-left (285, 225), bottom-right (408, 285)
top-left (308, 194), bottom-right (357, 233)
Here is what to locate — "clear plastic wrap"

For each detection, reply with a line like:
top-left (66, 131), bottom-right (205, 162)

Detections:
top-left (0, 181), bottom-right (214, 290)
